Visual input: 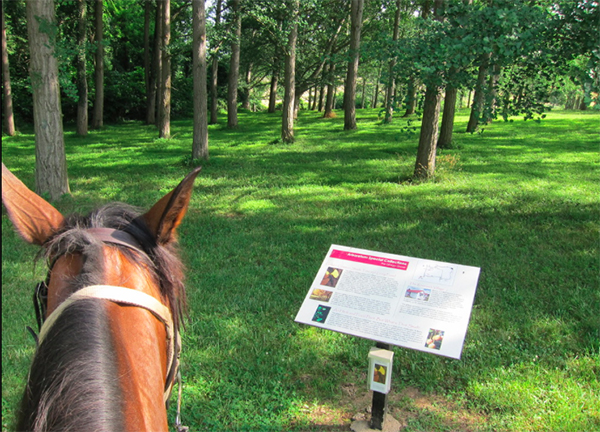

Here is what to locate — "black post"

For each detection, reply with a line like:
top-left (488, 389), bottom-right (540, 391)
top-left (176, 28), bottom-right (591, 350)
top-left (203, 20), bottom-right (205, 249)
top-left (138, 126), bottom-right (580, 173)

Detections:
top-left (370, 342), bottom-right (390, 430)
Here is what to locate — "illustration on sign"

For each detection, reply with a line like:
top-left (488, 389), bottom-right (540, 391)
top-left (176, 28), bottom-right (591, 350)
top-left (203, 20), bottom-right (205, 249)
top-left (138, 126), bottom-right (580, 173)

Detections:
top-left (295, 245), bottom-right (481, 359)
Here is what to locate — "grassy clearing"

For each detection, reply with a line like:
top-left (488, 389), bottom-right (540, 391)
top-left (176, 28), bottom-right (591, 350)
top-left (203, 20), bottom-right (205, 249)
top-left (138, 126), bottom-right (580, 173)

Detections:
top-left (2, 109), bottom-right (599, 431)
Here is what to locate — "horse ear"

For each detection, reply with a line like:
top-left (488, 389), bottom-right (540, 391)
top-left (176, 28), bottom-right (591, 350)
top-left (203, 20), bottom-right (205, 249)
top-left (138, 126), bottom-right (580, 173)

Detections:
top-left (1, 163), bottom-right (65, 245)
top-left (142, 167), bottom-right (202, 245)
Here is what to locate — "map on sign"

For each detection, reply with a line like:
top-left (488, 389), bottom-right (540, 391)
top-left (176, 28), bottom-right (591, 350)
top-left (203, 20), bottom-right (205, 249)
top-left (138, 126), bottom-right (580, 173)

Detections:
top-left (295, 245), bottom-right (481, 359)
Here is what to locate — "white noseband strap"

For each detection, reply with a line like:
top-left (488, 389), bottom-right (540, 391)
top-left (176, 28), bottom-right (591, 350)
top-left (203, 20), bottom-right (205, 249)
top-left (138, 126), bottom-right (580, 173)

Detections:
top-left (37, 285), bottom-right (179, 402)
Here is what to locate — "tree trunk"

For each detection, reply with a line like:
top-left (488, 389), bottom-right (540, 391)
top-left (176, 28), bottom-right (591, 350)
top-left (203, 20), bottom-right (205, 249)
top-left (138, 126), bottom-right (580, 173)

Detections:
top-left (318, 84), bottom-right (324, 112)
top-left (437, 84), bottom-right (457, 149)
top-left (466, 52), bottom-right (490, 133)
top-left (414, 84), bottom-right (442, 179)
top-left (268, 67), bottom-right (278, 113)
top-left (26, 0), bottom-right (70, 200)
top-left (384, 0), bottom-right (401, 123)
top-left (372, 64), bottom-right (381, 109)
top-left (361, 77), bottom-right (366, 109)
top-left (209, 0), bottom-right (222, 124)
top-left (227, 0), bottom-right (241, 128)
top-left (240, 61), bottom-right (252, 110)
top-left (192, 0), bottom-right (208, 160)
top-left (343, 0), bottom-right (364, 131)
top-left (323, 63), bottom-right (335, 117)
top-left (1, 3), bottom-right (15, 136)
top-left (158, 0), bottom-right (171, 138)
top-left (402, 78), bottom-right (416, 116)
top-left (484, 62), bottom-right (501, 123)
top-left (281, 0), bottom-right (298, 143)
top-left (210, 52), bottom-right (219, 123)
top-left (147, 0), bottom-right (161, 125)
top-left (92, 0), bottom-right (104, 129)
top-left (293, 87), bottom-right (302, 118)
top-left (76, 0), bottom-right (88, 136)
top-left (143, 0), bottom-right (154, 124)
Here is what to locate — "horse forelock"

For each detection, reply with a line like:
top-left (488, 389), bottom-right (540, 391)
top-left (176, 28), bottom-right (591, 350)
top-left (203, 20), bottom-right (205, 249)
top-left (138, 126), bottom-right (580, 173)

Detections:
top-left (42, 202), bottom-right (187, 326)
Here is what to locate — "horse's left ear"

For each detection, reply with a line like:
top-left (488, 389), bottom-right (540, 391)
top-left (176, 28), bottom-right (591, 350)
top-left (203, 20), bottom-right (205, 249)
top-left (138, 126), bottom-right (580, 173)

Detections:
top-left (2, 163), bottom-right (65, 245)
top-left (142, 167), bottom-right (202, 245)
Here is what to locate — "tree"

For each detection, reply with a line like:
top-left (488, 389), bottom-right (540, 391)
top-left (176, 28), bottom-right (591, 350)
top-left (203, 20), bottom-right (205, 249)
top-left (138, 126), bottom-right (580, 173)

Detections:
top-left (1, 2), bottom-right (15, 136)
top-left (414, 83), bottom-right (442, 178)
top-left (227, 0), bottom-right (241, 128)
top-left (383, 0), bottom-right (401, 124)
top-left (343, 0), bottom-right (364, 130)
top-left (26, 0), bottom-right (70, 200)
top-left (413, 0), bottom-right (443, 180)
top-left (91, 0), bottom-right (103, 129)
top-left (268, 64), bottom-right (278, 113)
top-left (437, 75), bottom-right (458, 148)
top-left (148, 0), bottom-right (163, 125)
top-left (158, 0), bottom-right (171, 138)
top-left (144, 0), bottom-right (155, 124)
top-left (281, 0), bottom-right (298, 143)
top-left (192, 0), bottom-right (209, 160)
top-left (466, 52), bottom-right (490, 133)
top-left (210, 0), bottom-right (222, 124)
top-left (76, 0), bottom-right (88, 136)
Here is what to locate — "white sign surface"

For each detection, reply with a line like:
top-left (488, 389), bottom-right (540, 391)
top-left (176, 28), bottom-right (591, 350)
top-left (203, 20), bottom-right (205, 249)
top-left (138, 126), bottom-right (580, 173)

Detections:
top-left (295, 245), bottom-right (481, 359)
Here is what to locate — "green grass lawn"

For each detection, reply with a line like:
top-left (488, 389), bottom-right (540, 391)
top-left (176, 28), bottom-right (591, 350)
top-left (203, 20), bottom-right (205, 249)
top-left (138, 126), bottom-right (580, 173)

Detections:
top-left (2, 108), bottom-right (599, 431)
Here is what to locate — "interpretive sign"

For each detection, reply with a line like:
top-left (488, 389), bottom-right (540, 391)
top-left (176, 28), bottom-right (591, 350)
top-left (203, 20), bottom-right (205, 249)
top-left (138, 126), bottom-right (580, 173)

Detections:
top-left (295, 245), bottom-right (481, 359)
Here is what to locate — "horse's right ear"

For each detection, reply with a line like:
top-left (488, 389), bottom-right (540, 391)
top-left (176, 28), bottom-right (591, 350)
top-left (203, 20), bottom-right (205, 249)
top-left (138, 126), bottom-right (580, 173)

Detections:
top-left (141, 166), bottom-right (202, 245)
top-left (1, 163), bottom-right (64, 245)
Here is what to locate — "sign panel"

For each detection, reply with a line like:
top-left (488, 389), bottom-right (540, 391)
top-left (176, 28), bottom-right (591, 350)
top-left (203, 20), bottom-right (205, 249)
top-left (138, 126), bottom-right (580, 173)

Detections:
top-left (295, 245), bottom-right (481, 359)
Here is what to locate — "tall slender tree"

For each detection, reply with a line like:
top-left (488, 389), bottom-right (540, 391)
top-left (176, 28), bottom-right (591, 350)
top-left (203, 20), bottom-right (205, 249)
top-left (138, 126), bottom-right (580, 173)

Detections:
top-left (192, 0), bottom-right (208, 160)
top-left (227, 0), bottom-right (241, 128)
top-left (268, 66), bottom-right (278, 113)
top-left (343, 0), bottom-right (364, 130)
top-left (148, 0), bottom-right (163, 125)
top-left (210, 0), bottom-right (222, 124)
top-left (413, 0), bottom-right (443, 180)
top-left (384, 0), bottom-right (402, 124)
top-left (76, 0), bottom-right (88, 136)
top-left (466, 52), bottom-right (490, 132)
top-left (26, 0), bottom-right (70, 200)
top-left (143, 0), bottom-right (154, 124)
top-left (281, 0), bottom-right (298, 143)
top-left (91, 0), bottom-right (104, 129)
top-left (158, 0), bottom-right (171, 138)
top-left (1, 3), bottom-right (15, 136)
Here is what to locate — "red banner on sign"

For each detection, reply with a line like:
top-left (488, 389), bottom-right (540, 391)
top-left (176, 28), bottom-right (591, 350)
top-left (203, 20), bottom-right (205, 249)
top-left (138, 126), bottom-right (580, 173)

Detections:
top-left (330, 249), bottom-right (409, 270)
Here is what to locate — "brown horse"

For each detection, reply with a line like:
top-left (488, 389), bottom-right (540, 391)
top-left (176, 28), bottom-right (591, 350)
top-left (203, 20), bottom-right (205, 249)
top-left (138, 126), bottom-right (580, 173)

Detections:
top-left (2, 164), bottom-right (201, 432)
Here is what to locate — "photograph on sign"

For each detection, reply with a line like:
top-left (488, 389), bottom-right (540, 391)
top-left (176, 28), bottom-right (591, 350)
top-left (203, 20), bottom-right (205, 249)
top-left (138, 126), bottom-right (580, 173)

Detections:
top-left (295, 245), bottom-right (481, 359)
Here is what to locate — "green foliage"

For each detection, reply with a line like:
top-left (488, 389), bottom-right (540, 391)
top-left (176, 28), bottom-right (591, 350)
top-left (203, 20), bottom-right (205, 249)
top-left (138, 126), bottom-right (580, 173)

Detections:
top-left (2, 109), bottom-right (599, 431)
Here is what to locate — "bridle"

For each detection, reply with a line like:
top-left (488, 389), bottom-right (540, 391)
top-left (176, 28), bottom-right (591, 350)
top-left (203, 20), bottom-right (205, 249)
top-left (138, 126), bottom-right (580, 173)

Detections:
top-left (29, 228), bottom-right (187, 430)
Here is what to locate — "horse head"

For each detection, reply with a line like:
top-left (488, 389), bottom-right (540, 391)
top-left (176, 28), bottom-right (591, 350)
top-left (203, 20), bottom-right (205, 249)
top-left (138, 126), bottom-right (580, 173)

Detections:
top-left (2, 163), bottom-right (201, 431)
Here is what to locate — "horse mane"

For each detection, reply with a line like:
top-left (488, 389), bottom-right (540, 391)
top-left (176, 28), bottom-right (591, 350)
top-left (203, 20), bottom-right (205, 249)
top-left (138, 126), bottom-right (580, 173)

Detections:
top-left (17, 202), bottom-right (187, 430)
top-left (17, 300), bottom-right (124, 431)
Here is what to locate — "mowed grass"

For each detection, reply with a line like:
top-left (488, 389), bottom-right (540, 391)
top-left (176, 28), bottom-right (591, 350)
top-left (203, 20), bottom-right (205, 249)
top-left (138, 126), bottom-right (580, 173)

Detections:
top-left (2, 109), bottom-right (599, 431)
